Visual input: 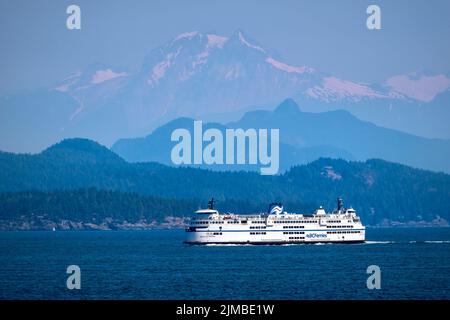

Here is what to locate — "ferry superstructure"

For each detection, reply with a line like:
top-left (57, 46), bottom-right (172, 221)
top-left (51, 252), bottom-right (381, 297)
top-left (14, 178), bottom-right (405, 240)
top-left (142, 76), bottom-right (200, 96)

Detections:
top-left (185, 198), bottom-right (365, 244)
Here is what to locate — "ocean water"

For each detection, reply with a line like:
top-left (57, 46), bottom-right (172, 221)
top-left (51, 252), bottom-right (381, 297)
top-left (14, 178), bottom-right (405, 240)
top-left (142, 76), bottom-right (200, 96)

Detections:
top-left (0, 228), bottom-right (449, 300)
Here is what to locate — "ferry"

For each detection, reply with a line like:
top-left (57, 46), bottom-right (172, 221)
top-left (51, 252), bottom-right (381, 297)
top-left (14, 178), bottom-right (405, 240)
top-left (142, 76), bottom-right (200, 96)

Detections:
top-left (185, 198), bottom-right (365, 244)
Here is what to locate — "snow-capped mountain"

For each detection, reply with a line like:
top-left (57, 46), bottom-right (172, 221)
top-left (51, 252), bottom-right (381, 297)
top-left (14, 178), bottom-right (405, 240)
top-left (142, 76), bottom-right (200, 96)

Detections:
top-left (1, 30), bottom-right (450, 153)
top-left (109, 30), bottom-right (322, 123)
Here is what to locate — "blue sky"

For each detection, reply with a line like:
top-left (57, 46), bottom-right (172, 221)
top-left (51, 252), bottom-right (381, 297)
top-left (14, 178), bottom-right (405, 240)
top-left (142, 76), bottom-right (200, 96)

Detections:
top-left (1, 0), bottom-right (449, 94)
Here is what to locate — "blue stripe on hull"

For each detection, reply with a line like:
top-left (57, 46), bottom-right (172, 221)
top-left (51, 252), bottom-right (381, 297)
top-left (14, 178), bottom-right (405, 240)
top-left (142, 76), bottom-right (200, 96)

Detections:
top-left (184, 240), bottom-right (365, 245)
top-left (189, 228), bottom-right (365, 232)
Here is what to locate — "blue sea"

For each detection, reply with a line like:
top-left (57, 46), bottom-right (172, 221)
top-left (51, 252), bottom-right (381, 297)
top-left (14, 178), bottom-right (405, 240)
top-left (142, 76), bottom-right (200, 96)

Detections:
top-left (0, 228), bottom-right (449, 300)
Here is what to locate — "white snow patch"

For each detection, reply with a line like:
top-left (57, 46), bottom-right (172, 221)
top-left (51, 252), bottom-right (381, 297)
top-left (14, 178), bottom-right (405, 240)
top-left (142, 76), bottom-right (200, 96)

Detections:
top-left (323, 77), bottom-right (383, 97)
top-left (69, 96), bottom-right (86, 121)
top-left (307, 77), bottom-right (385, 101)
top-left (55, 79), bottom-right (77, 92)
top-left (224, 66), bottom-right (241, 80)
top-left (149, 47), bottom-right (182, 84)
top-left (179, 51), bottom-right (209, 81)
top-left (206, 34), bottom-right (228, 49)
top-left (70, 106), bottom-right (84, 121)
top-left (54, 72), bottom-right (82, 92)
top-left (91, 69), bottom-right (127, 85)
top-left (193, 51), bottom-right (209, 68)
top-left (386, 74), bottom-right (450, 102)
top-left (238, 31), bottom-right (265, 53)
top-left (266, 57), bottom-right (314, 74)
top-left (174, 31), bottom-right (199, 41)
top-left (387, 90), bottom-right (406, 99)
top-left (62, 71), bottom-right (82, 81)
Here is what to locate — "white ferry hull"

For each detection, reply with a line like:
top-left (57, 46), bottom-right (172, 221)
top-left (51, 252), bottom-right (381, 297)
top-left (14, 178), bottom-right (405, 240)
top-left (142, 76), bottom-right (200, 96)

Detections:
top-left (185, 228), bottom-right (365, 245)
top-left (185, 199), bottom-right (366, 245)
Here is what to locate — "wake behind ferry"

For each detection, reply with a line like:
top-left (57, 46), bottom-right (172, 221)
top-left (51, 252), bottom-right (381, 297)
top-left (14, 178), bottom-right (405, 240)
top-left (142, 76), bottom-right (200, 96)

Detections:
top-left (185, 198), bottom-right (365, 244)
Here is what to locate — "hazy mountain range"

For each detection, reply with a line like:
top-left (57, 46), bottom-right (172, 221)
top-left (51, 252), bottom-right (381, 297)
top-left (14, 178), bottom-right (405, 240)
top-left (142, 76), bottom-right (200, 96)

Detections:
top-left (112, 99), bottom-right (450, 173)
top-left (1, 30), bottom-right (450, 153)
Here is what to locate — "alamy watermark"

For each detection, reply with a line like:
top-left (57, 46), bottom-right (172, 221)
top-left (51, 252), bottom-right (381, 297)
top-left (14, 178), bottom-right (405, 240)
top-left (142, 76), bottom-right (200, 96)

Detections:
top-left (66, 265), bottom-right (81, 289)
top-left (65, 5), bottom-right (380, 31)
top-left (171, 121), bottom-right (279, 175)
top-left (366, 5), bottom-right (381, 30)
top-left (366, 265), bottom-right (381, 289)
top-left (66, 4), bottom-right (81, 30)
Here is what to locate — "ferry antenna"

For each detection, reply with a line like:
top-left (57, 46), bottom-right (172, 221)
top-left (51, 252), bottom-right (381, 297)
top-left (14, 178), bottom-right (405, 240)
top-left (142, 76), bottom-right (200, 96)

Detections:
top-left (208, 198), bottom-right (215, 210)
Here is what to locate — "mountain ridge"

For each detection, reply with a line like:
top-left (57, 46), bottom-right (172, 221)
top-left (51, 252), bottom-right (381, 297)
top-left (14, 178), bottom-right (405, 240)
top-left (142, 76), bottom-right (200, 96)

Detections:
top-left (1, 30), bottom-right (450, 153)
top-left (112, 99), bottom-right (450, 173)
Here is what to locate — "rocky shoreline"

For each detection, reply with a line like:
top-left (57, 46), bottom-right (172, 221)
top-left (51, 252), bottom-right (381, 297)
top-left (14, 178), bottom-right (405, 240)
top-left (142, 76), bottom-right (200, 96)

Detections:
top-left (0, 216), bottom-right (187, 231)
top-left (371, 217), bottom-right (449, 228)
